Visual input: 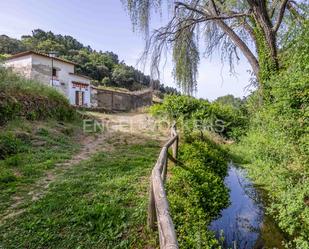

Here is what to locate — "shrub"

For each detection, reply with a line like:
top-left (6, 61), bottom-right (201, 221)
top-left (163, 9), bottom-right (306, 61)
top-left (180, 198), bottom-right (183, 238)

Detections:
top-left (0, 133), bottom-right (22, 160)
top-left (149, 94), bottom-right (248, 140)
top-left (0, 168), bottom-right (17, 184)
top-left (167, 138), bottom-right (229, 248)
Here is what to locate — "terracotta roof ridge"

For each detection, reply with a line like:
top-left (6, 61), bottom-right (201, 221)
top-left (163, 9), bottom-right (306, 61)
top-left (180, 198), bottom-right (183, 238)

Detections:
top-left (69, 72), bottom-right (92, 80)
top-left (6, 50), bottom-right (78, 66)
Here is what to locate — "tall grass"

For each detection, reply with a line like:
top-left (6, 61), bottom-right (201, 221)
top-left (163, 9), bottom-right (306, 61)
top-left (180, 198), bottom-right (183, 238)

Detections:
top-left (0, 67), bottom-right (76, 124)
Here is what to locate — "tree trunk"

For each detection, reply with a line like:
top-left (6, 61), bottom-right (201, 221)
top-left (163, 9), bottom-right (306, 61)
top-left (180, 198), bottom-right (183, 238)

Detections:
top-left (215, 20), bottom-right (260, 77)
top-left (249, 1), bottom-right (279, 83)
top-left (208, 0), bottom-right (260, 77)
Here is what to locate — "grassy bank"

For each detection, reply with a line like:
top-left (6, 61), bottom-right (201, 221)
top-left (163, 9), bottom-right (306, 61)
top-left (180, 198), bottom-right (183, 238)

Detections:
top-left (0, 67), bottom-right (76, 125)
top-left (231, 23), bottom-right (309, 248)
top-left (0, 67), bottom-right (82, 216)
top-left (0, 140), bottom-right (160, 248)
top-left (167, 135), bottom-right (229, 248)
top-left (149, 97), bottom-right (232, 247)
top-left (0, 119), bottom-right (82, 216)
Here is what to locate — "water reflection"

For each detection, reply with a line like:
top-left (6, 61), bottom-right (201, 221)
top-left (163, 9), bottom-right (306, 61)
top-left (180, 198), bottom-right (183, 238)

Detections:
top-left (209, 163), bottom-right (286, 249)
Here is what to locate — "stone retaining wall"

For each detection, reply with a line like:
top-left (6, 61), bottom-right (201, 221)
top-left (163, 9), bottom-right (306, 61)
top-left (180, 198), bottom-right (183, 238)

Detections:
top-left (91, 87), bottom-right (153, 111)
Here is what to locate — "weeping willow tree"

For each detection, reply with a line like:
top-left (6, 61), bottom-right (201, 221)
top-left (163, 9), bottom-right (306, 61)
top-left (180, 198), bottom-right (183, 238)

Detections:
top-left (121, 0), bottom-right (307, 95)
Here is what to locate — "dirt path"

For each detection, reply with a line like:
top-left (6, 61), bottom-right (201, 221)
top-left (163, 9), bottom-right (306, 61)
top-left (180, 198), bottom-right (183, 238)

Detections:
top-left (0, 112), bottom-right (167, 223)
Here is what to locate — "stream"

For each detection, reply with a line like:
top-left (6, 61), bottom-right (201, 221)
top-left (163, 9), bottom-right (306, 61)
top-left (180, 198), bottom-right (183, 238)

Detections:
top-left (209, 163), bottom-right (286, 249)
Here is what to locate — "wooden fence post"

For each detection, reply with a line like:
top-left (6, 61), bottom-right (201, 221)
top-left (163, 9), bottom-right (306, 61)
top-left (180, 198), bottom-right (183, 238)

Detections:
top-left (172, 136), bottom-right (178, 160)
top-left (161, 155), bottom-right (168, 183)
top-left (147, 178), bottom-right (156, 230)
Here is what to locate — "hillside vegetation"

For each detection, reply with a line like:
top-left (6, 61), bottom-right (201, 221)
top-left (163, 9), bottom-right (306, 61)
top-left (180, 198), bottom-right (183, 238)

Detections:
top-left (0, 29), bottom-right (178, 94)
top-left (0, 67), bottom-right (76, 125)
top-left (0, 68), bottom-right (82, 213)
top-left (232, 22), bottom-right (309, 248)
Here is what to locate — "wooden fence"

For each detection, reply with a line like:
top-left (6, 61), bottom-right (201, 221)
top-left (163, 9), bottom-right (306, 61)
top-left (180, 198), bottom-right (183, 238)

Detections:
top-left (148, 124), bottom-right (179, 249)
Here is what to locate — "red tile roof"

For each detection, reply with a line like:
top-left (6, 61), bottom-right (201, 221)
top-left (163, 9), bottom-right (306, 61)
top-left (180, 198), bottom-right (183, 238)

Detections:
top-left (6, 50), bottom-right (78, 66)
top-left (69, 72), bottom-right (92, 80)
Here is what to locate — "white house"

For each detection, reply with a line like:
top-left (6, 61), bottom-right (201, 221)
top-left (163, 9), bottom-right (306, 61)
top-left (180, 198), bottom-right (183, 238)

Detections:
top-left (4, 51), bottom-right (92, 107)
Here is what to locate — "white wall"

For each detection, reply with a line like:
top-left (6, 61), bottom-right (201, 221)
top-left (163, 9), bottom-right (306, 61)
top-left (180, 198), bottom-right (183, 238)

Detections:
top-left (31, 54), bottom-right (75, 97)
top-left (4, 55), bottom-right (32, 78)
top-left (68, 74), bottom-right (91, 106)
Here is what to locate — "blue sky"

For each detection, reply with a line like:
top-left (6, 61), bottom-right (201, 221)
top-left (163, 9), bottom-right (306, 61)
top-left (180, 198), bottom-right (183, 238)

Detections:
top-left (0, 0), bottom-right (254, 100)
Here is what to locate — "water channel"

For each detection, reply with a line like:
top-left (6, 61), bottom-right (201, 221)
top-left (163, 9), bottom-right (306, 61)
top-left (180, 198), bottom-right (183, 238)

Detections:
top-left (210, 163), bottom-right (287, 249)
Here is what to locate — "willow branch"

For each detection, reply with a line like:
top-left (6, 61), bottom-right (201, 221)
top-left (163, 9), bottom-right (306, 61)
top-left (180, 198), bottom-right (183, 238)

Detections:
top-left (273, 0), bottom-right (289, 32)
top-left (269, 0), bottom-right (279, 18)
top-left (287, 1), bottom-right (306, 22)
top-left (175, 1), bottom-right (205, 16)
top-left (175, 1), bottom-right (251, 20)
top-left (208, 0), bottom-right (259, 76)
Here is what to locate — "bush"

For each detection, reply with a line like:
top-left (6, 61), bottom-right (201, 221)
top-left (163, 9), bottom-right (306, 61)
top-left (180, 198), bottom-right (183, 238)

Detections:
top-left (0, 133), bottom-right (23, 160)
top-left (0, 168), bottom-right (17, 184)
top-left (149, 94), bottom-right (248, 140)
top-left (0, 67), bottom-right (77, 124)
top-left (167, 138), bottom-right (229, 248)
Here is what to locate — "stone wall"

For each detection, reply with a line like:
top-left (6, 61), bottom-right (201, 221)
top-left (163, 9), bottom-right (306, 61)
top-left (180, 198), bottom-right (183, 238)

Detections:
top-left (92, 88), bottom-right (153, 111)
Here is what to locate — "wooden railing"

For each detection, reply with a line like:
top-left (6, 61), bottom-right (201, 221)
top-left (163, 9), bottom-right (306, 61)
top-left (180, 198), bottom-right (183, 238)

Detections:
top-left (148, 124), bottom-right (179, 249)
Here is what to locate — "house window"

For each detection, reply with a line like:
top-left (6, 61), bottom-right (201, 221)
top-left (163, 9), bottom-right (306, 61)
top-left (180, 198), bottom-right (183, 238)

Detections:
top-left (52, 68), bottom-right (57, 77)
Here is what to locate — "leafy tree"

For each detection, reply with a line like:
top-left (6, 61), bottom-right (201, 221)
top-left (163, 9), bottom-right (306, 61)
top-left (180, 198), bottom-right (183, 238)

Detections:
top-left (0, 35), bottom-right (25, 54)
top-left (122, 0), bottom-right (307, 95)
top-left (36, 39), bottom-right (66, 54)
top-left (149, 94), bottom-right (247, 139)
top-left (214, 94), bottom-right (244, 109)
top-left (112, 63), bottom-right (135, 88)
top-left (158, 84), bottom-right (180, 95)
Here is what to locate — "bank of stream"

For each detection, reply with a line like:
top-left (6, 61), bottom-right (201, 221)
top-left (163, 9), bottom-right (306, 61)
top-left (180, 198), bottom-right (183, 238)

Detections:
top-left (210, 163), bottom-right (287, 249)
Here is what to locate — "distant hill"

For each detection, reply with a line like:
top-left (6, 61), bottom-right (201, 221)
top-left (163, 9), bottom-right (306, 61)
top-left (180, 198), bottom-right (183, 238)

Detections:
top-left (0, 29), bottom-right (179, 94)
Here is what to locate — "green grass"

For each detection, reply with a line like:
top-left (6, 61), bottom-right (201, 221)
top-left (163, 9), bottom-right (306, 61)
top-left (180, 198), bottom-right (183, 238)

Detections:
top-left (0, 141), bottom-right (160, 249)
top-left (0, 119), bottom-right (82, 214)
